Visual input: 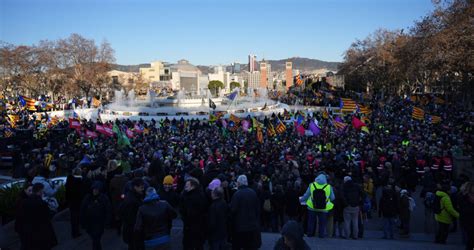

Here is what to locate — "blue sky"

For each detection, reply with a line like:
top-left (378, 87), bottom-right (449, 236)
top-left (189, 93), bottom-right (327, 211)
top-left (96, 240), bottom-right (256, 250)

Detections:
top-left (0, 0), bottom-right (434, 65)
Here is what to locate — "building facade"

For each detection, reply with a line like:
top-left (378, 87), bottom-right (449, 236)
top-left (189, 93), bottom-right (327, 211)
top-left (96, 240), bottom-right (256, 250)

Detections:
top-left (248, 54), bottom-right (257, 72)
top-left (285, 61), bottom-right (293, 90)
top-left (260, 61), bottom-right (268, 89)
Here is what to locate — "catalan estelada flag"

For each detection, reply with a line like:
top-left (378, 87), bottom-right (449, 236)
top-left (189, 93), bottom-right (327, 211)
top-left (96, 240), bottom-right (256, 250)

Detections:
top-left (19, 95), bottom-right (37, 111)
top-left (267, 122), bottom-right (276, 137)
top-left (275, 117), bottom-right (286, 134)
top-left (340, 98), bottom-right (357, 113)
top-left (412, 107), bottom-right (425, 120)
top-left (295, 74), bottom-right (304, 86)
top-left (430, 115), bottom-right (441, 124)
top-left (358, 105), bottom-right (372, 115)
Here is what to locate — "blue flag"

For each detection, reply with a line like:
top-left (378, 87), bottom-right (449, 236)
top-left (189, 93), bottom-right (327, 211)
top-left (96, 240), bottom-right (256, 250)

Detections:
top-left (18, 96), bottom-right (26, 106)
top-left (228, 91), bottom-right (238, 101)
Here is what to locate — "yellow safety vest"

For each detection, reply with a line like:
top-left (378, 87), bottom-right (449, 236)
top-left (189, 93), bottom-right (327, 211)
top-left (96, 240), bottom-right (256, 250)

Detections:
top-left (306, 182), bottom-right (334, 212)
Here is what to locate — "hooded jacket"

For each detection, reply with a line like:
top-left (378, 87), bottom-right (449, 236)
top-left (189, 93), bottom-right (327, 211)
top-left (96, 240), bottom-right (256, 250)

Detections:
top-left (434, 191), bottom-right (459, 224)
top-left (299, 174), bottom-right (335, 211)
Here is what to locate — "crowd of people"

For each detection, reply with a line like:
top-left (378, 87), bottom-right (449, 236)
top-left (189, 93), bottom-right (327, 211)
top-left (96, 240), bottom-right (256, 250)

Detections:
top-left (2, 93), bottom-right (474, 250)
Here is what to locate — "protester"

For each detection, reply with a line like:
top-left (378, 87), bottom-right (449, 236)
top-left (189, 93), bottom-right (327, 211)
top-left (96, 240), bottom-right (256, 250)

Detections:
top-left (14, 184), bottom-right (32, 250)
top-left (273, 220), bottom-right (311, 250)
top-left (342, 176), bottom-right (363, 239)
top-left (179, 177), bottom-right (208, 250)
top-left (230, 175), bottom-right (262, 250)
top-left (80, 181), bottom-right (111, 250)
top-left (207, 187), bottom-right (229, 250)
top-left (458, 182), bottom-right (474, 250)
top-left (159, 175), bottom-right (179, 208)
top-left (398, 189), bottom-right (412, 237)
top-left (379, 184), bottom-right (399, 239)
top-left (435, 184), bottom-right (460, 244)
top-left (134, 187), bottom-right (177, 250)
top-left (19, 183), bottom-right (58, 250)
top-left (120, 178), bottom-right (145, 250)
top-left (66, 167), bottom-right (87, 238)
top-left (300, 173), bottom-right (335, 238)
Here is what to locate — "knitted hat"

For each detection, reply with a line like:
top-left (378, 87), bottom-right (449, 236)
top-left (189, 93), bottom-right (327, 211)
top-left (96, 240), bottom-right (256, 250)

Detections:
top-left (208, 179), bottom-right (221, 191)
top-left (163, 175), bottom-right (174, 185)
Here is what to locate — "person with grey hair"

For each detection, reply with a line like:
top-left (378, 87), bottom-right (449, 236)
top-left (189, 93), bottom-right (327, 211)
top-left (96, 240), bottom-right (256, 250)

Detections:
top-left (207, 187), bottom-right (229, 250)
top-left (230, 175), bottom-right (261, 249)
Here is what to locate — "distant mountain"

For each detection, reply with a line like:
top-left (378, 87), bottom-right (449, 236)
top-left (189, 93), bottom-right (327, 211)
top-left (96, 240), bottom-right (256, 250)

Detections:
top-left (112, 57), bottom-right (340, 73)
top-left (111, 63), bottom-right (150, 72)
top-left (266, 57), bottom-right (340, 72)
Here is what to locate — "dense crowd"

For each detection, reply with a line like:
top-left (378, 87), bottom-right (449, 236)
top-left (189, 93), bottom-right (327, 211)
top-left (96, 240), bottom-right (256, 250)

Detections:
top-left (2, 94), bottom-right (474, 250)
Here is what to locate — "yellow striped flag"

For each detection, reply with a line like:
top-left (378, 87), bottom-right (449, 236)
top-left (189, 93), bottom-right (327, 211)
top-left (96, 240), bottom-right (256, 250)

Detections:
top-left (295, 74), bottom-right (304, 86)
top-left (340, 98), bottom-right (357, 113)
top-left (230, 114), bottom-right (241, 124)
top-left (430, 115), bottom-right (441, 124)
top-left (275, 117), bottom-right (286, 134)
top-left (358, 105), bottom-right (372, 115)
top-left (267, 122), bottom-right (276, 137)
top-left (333, 120), bottom-right (348, 131)
top-left (412, 107), bottom-right (425, 120)
top-left (256, 126), bottom-right (263, 143)
top-left (7, 114), bottom-right (20, 128)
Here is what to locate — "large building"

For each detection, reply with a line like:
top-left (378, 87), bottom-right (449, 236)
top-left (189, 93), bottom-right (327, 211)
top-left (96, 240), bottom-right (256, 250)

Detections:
top-left (248, 54), bottom-right (257, 72)
top-left (247, 71), bottom-right (261, 90)
top-left (170, 59), bottom-right (203, 95)
top-left (139, 61), bottom-right (164, 83)
top-left (260, 61), bottom-right (268, 89)
top-left (285, 61), bottom-right (293, 90)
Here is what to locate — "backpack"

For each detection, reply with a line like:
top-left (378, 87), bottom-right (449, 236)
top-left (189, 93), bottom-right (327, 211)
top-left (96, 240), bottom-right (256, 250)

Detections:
top-left (263, 199), bottom-right (272, 212)
top-left (312, 183), bottom-right (328, 209)
top-left (433, 195), bottom-right (443, 214)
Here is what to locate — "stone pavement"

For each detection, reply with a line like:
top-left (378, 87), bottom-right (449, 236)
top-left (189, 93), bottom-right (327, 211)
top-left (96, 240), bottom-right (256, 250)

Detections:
top-left (0, 209), bottom-right (464, 250)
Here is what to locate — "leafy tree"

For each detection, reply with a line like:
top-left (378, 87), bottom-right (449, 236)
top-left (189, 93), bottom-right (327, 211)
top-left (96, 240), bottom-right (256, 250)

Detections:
top-left (208, 80), bottom-right (224, 96)
top-left (230, 81), bottom-right (240, 90)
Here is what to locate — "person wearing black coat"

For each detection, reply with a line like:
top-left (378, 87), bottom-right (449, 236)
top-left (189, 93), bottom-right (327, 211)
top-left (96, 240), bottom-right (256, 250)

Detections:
top-left (208, 187), bottom-right (229, 250)
top-left (459, 182), bottom-right (474, 250)
top-left (230, 175), bottom-right (261, 250)
top-left (14, 185), bottom-right (32, 250)
top-left (120, 178), bottom-right (145, 250)
top-left (180, 177), bottom-right (208, 250)
top-left (342, 176), bottom-right (363, 239)
top-left (66, 167), bottom-right (87, 238)
top-left (378, 185), bottom-right (399, 239)
top-left (20, 183), bottom-right (58, 250)
top-left (80, 181), bottom-right (111, 250)
top-left (134, 187), bottom-right (177, 250)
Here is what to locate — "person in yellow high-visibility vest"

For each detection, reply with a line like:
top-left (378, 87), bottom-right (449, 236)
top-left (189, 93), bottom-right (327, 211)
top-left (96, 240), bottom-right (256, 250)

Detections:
top-left (299, 173), bottom-right (335, 238)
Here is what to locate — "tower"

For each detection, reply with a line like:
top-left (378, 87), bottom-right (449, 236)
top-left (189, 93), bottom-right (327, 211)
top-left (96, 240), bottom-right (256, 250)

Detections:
top-left (285, 61), bottom-right (293, 90)
top-left (260, 61), bottom-right (268, 89)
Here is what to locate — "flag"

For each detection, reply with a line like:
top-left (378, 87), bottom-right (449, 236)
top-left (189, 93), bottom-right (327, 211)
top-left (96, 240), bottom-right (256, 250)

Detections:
top-left (322, 108), bottom-right (329, 119)
top-left (227, 120), bottom-right (238, 131)
top-left (267, 122), bottom-right (276, 137)
top-left (43, 153), bottom-right (53, 169)
top-left (7, 114), bottom-right (20, 128)
top-left (126, 128), bottom-right (134, 138)
top-left (340, 98), bottom-right (357, 113)
top-left (117, 133), bottom-right (131, 149)
top-left (412, 107), bottom-right (425, 120)
top-left (4, 128), bottom-right (14, 138)
top-left (295, 121), bottom-right (305, 136)
top-left (230, 114), bottom-right (241, 124)
top-left (309, 120), bottom-right (320, 136)
top-left (68, 118), bottom-right (81, 129)
top-left (134, 123), bottom-right (144, 133)
top-left (332, 119), bottom-right (348, 131)
top-left (296, 112), bottom-right (305, 125)
top-left (96, 124), bottom-right (114, 137)
top-left (256, 126), bottom-right (263, 143)
top-left (358, 105), bottom-right (372, 115)
top-left (92, 97), bottom-right (101, 107)
top-left (19, 95), bottom-right (37, 111)
top-left (112, 123), bottom-right (121, 135)
top-left (351, 116), bottom-right (367, 130)
top-left (221, 119), bottom-right (228, 128)
top-left (227, 90), bottom-right (238, 101)
top-left (209, 98), bottom-right (217, 110)
top-left (241, 120), bottom-right (250, 132)
top-left (275, 117), bottom-right (286, 134)
top-left (430, 115), bottom-right (441, 124)
top-left (85, 130), bottom-right (98, 139)
top-left (296, 74), bottom-right (304, 86)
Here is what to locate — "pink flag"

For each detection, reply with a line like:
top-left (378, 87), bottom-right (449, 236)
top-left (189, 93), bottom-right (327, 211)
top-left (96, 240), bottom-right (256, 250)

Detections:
top-left (242, 120), bottom-right (250, 132)
top-left (351, 116), bottom-right (367, 130)
top-left (96, 124), bottom-right (113, 137)
top-left (85, 130), bottom-right (98, 139)
top-left (134, 124), bottom-right (144, 133)
top-left (294, 121), bottom-right (305, 136)
top-left (126, 128), bottom-right (134, 138)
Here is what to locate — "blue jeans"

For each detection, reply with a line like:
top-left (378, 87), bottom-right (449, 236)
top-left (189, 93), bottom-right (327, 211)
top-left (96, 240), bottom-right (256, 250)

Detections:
top-left (307, 209), bottom-right (328, 238)
top-left (383, 217), bottom-right (396, 239)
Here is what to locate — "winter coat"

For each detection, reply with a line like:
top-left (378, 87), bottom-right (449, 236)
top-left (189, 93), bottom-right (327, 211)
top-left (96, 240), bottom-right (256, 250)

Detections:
top-left (378, 188), bottom-right (399, 218)
top-left (158, 188), bottom-right (180, 208)
top-left (20, 195), bottom-right (58, 249)
top-left (120, 190), bottom-right (143, 243)
top-left (65, 175), bottom-right (86, 210)
top-left (80, 193), bottom-right (111, 236)
top-left (434, 191), bottom-right (459, 224)
top-left (207, 198), bottom-right (229, 242)
top-left (14, 190), bottom-right (29, 235)
top-left (134, 200), bottom-right (177, 240)
top-left (283, 188), bottom-right (300, 218)
top-left (32, 176), bottom-right (58, 197)
top-left (179, 188), bottom-right (208, 246)
top-left (342, 180), bottom-right (363, 207)
top-left (458, 194), bottom-right (474, 234)
top-left (399, 195), bottom-right (410, 221)
top-left (230, 185), bottom-right (261, 232)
